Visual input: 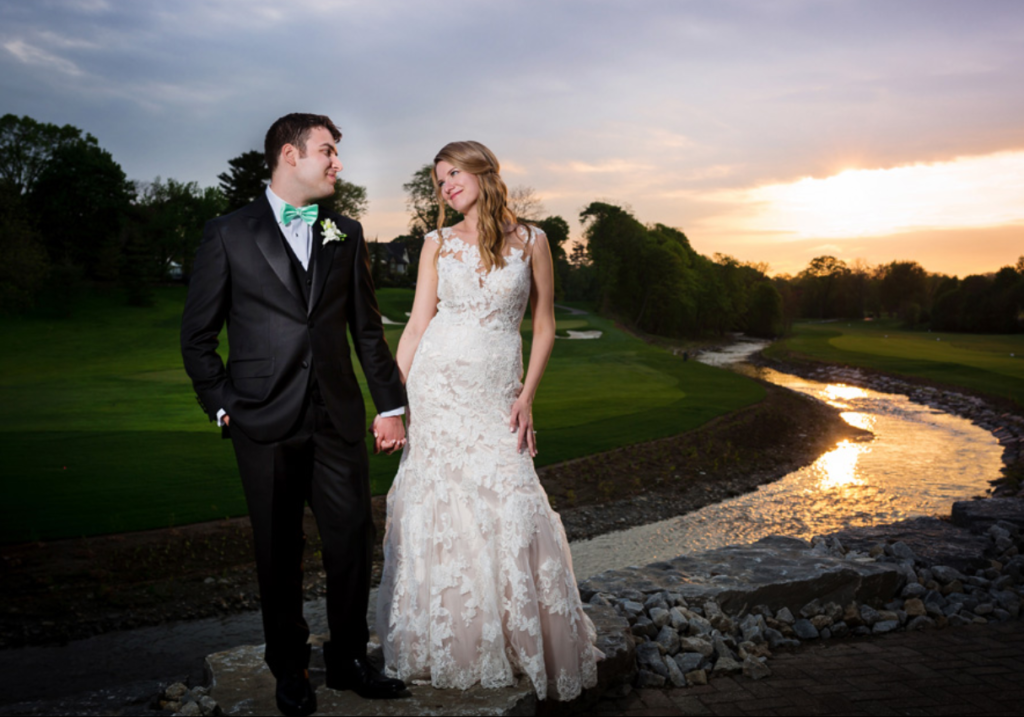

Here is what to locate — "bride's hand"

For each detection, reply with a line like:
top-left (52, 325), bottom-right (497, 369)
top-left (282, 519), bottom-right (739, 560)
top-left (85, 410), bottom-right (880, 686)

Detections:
top-left (509, 396), bottom-right (537, 457)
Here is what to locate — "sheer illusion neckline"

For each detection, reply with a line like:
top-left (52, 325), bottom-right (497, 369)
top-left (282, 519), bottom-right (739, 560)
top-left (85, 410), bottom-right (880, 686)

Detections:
top-left (438, 225), bottom-right (534, 287)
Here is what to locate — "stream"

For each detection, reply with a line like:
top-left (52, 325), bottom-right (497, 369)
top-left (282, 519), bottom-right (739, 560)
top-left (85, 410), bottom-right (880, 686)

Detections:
top-left (568, 338), bottom-right (1003, 578)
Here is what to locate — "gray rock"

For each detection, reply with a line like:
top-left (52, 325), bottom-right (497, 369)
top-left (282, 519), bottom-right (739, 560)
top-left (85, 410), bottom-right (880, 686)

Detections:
top-left (631, 616), bottom-right (657, 639)
top-left (830, 621), bottom-right (850, 638)
top-left (948, 614), bottom-right (973, 627)
top-left (666, 592), bottom-right (685, 607)
top-left (669, 607), bottom-right (688, 631)
top-left (823, 602), bottom-right (843, 622)
top-left (993, 575), bottom-right (1014, 591)
top-left (665, 653), bottom-right (687, 687)
top-left (580, 536), bottom-right (901, 617)
top-left (621, 599), bottom-right (645, 618)
top-left (859, 605), bottom-right (881, 626)
top-left (179, 702), bottom-right (202, 717)
top-left (713, 636), bottom-right (736, 661)
top-left (712, 656), bottom-right (743, 676)
top-left (636, 642), bottom-right (666, 669)
top-left (991, 590), bottom-right (1022, 616)
top-left (700, 599), bottom-right (719, 616)
top-left (655, 625), bottom-right (680, 655)
top-left (776, 607), bottom-right (795, 625)
top-left (832, 517), bottom-right (989, 572)
top-left (792, 619), bottom-right (820, 640)
top-left (645, 592), bottom-right (670, 612)
top-left (687, 613), bottom-right (713, 636)
top-left (974, 603), bottom-right (995, 616)
top-left (635, 669), bottom-right (666, 688)
top-left (872, 620), bottom-right (899, 634)
top-left (932, 565), bottom-right (965, 584)
top-left (892, 541), bottom-right (917, 562)
top-left (953, 499), bottom-right (1024, 535)
top-left (589, 593), bottom-right (613, 607)
top-left (679, 636), bottom-right (714, 657)
top-left (926, 602), bottom-right (945, 619)
top-left (904, 598), bottom-right (927, 617)
top-left (165, 684), bottom-right (189, 701)
top-left (907, 616), bottom-right (935, 631)
top-left (649, 607), bottom-right (671, 629)
top-left (742, 656), bottom-right (772, 681)
top-left (673, 652), bottom-right (704, 674)
top-left (820, 627), bottom-right (832, 640)
top-left (809, 614), bottom-right (833, 631)
top-left (852, 626), bottom-right (872, 636)
top-left (800, 599), bottom-right (823, 618)
top-left (684, 669), bottom-right (708, 686)
top-left (993, 608), bottom-right (1011, 622)
top-left (924, 590), bottom-right (947, 607)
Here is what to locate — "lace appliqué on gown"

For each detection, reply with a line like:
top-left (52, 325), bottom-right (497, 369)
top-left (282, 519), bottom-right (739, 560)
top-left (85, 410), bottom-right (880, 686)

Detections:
top-left (377, 226), bottom-right (601, 701)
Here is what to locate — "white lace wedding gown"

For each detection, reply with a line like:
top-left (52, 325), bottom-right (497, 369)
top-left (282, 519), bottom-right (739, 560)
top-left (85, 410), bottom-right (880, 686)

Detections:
top-left (376, 225), bottom-right (601, 701)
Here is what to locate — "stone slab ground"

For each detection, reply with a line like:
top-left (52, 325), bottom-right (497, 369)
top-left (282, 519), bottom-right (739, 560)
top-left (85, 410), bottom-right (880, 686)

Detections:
top-left (594, 620), bottom-right (1024, 716)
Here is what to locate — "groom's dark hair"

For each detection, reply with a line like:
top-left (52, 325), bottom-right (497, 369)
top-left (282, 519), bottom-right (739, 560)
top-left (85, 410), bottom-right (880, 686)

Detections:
top-left (265, 113), bottom-right (342, 173)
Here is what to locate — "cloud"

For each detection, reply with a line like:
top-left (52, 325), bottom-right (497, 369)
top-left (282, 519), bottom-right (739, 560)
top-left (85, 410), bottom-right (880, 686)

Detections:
top-left (4, 39), bottom-right (82, 76)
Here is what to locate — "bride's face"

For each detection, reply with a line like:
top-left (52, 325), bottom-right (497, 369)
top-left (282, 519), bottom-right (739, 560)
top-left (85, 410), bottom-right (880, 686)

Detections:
top-left (436, 160), bottom-right (479, 214)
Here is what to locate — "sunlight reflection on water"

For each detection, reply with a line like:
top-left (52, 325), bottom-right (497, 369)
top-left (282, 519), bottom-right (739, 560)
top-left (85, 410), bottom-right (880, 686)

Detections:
top-left (569, 340), bottom-right (1002, 579)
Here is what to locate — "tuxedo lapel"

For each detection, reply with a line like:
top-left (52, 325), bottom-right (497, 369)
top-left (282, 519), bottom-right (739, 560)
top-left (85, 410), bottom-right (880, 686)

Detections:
top-left (247, 196), bottom-right (304, 306)
top-left (307, 217), bottom-right (335, 315)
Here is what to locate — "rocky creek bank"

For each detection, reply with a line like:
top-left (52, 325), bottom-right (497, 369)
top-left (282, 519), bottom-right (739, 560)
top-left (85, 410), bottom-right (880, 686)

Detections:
top-left (581, 496), bottom-right (1024, 692)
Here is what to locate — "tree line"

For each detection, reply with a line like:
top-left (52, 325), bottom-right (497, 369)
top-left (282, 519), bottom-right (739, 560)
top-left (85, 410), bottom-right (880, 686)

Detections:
top-left (3, 113), bottom-right (1020, 335)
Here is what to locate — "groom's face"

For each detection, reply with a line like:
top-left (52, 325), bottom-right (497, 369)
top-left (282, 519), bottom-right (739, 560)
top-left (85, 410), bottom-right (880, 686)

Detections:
top-left (293, 126), bottom-right (343, 201)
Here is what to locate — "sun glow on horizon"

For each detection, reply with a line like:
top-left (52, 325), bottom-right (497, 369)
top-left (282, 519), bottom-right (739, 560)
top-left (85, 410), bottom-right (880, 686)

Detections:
top-left (702, 150), bottom-right (1024, 241)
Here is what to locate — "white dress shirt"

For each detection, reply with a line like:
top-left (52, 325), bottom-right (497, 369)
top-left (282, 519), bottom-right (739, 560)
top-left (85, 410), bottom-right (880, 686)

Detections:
top-left (217, 187), bottom-right (403, 425)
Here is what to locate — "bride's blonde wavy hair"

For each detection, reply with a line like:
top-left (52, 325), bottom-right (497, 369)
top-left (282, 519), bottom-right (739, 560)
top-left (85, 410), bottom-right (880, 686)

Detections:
top-left (431, 141), bottom-right (519, 273)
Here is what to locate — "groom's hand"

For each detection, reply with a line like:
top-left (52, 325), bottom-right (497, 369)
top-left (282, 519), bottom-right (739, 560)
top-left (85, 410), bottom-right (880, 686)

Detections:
top-left (372, 415), bottom-right (405, 455)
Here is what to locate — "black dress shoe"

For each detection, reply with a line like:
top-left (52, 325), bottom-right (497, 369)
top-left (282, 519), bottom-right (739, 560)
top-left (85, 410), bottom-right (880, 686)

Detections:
top-left (276, 669), bottom-right (317, 717)
top-left (326, 657), bottom-right (407, 699)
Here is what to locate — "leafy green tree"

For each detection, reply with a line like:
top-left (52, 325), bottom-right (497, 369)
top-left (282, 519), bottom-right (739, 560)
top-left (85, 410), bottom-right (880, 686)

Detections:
top-left (218, 150), bottom-right (269, 211)
top-left (29, 139), bottom-right (134, 280)
top-left (0, 182), bottom-right (49, 312)
top-left (0, 114), bottom-right (95, 194)
top-left (138, 177), bottom-right (227, 278)
top-left (534, 215), bottom-right (570, 300)
top-left (746, 282), bottom-right (784, 337)
top-left (320, 177), bottom-right (368, 220)
top-left (880, 260), bottom-right (928, 319)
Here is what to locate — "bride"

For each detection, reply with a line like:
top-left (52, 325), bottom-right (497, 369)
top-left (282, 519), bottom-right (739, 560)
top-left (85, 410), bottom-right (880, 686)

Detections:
top-left (376, 141), bottom-right (601, 701)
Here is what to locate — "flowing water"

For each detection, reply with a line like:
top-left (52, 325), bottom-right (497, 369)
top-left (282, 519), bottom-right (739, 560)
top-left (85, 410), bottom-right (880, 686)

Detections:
top-left (569, 338), bottom-right (1003, 579)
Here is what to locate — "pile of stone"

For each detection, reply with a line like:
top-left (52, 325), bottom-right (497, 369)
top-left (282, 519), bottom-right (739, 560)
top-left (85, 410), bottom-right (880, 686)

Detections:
top-left (159, 683), bottom-right (221, 716)
top-left (584, 500), bottom-right (1024, 690)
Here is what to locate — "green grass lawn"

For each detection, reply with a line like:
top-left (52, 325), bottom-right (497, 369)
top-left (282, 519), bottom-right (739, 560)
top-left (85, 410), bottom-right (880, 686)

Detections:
top-left (0, 287), bottom-right (762, 542)
top-left (766, 319), bottom-right (1024, 406)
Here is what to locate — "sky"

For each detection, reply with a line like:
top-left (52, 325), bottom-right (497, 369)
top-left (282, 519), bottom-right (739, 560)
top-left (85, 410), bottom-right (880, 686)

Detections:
top-left (2, 0), bottom-right (1023, 277)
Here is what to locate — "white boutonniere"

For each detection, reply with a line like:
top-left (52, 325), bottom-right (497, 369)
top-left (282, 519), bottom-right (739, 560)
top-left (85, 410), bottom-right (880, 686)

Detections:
top-left (321, 218), bottom-right (347, 244)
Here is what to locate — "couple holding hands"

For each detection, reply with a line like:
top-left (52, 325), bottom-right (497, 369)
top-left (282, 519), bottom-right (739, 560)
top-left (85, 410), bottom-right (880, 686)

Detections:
top-left (181, 113), bottom-right (600, 716)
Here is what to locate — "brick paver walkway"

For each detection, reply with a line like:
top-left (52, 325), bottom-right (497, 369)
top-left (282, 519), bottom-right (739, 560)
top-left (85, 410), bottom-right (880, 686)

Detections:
top-left (595, 621), bottom-right (1024, 716)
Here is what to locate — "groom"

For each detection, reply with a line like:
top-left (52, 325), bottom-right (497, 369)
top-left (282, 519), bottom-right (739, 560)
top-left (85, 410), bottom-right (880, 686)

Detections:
top-left (181, 113), bottom-right (407, 716)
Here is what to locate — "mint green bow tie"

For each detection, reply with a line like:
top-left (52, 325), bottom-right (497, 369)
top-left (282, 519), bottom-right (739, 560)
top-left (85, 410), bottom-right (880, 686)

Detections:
top-left (281, 203), bottom-right (319, 226)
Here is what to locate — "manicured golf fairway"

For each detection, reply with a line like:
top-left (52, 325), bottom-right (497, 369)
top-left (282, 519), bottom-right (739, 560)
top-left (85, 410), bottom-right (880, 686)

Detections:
top-left (767, 320), bottom-right (1024, 406)
top-left (0, 287), bottom-right (762, 542)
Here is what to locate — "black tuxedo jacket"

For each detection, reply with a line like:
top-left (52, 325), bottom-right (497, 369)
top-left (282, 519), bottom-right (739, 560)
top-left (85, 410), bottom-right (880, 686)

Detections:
top-left (180, 194), bottom-right (405, 444)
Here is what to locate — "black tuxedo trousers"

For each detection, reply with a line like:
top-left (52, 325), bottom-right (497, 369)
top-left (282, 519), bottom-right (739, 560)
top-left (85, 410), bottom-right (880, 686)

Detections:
top-left (231, 387), bottom-right (374, 675)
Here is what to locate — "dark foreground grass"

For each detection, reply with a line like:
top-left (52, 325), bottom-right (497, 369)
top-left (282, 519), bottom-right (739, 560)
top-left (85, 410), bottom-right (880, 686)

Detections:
top-left (1, 287), bottom-right (762, 542)
top-left (766, 319), bottom-right (1024, 406)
